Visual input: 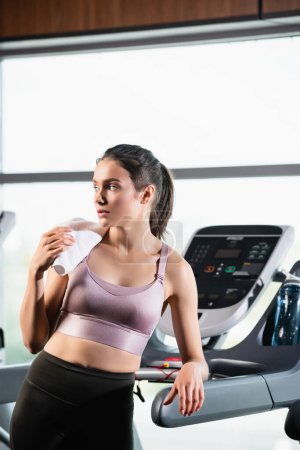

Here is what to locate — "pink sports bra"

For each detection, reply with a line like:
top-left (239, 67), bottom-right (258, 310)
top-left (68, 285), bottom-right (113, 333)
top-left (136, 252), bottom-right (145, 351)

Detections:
top-left (54, 241), bottom-right (169, 356)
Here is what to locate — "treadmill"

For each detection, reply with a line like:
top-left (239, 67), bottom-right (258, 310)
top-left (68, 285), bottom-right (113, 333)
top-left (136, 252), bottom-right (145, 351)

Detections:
top-left (142, 225), bottom-right (300, 444)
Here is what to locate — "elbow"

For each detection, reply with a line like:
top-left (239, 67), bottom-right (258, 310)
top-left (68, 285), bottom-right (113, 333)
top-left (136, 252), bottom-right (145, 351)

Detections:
top-left (23, 340), bottom-right (42, 354)
top-left (23, 336), bottom-right (48, 355)
top-left (20, 321), bottom-right (49, 355)
top-left (27, 345), bottom-right (43, 355)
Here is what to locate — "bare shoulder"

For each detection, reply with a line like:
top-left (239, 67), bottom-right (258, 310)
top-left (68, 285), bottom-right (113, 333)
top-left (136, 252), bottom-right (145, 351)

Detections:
top-left (166, 244), bottom-right (193, 276)
top-left (165, 245), bottom-right (195, 298)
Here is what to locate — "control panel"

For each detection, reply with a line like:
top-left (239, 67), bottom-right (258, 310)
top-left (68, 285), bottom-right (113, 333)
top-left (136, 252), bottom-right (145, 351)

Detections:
top-left (186, 234), bottom-right (279, 309)
top-left (158, 225), bottom-right (294, 338)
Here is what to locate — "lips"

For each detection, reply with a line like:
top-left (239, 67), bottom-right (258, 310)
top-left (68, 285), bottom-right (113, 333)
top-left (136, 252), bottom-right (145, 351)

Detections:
top-left (97, 209), bottom-right (110, 213)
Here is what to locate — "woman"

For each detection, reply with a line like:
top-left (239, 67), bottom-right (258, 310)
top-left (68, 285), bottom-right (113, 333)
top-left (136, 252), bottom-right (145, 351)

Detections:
top-left (10, 144), bottom-right (209, 450)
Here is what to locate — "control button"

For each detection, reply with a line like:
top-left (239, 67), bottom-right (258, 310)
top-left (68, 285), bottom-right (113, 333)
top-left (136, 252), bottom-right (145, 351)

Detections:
top-left (258, 255), bottom-right (265, 260)
top-left (204, 265), bottom-right (215, 273)
top-left (248, 255), bottom-right (255, 259)
top-left (225, 266), bottom-right (236, 273)
top-left (232, 271), bottom-right (251, 278)
top-left (215, 272), bottom-right (221, 276)
top-left (208, 301), bottom-right (214, 307)
top-left (217, 267), bottom-right (223, 271)
top-left (252, 245), bottom-right (260, 250)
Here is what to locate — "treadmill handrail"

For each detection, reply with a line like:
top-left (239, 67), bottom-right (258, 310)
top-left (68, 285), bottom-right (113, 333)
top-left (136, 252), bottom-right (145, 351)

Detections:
top-left (0, 363), bottom-right (31, 404)
top-left (0, 425), bottom-right (10, 448)
top-left (151, 374), bottom-right (273, 428)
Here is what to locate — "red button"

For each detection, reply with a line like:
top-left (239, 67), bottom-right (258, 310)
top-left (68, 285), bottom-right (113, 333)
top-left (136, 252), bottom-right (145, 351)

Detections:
top-left (204, 265), bottom-right (215, 273)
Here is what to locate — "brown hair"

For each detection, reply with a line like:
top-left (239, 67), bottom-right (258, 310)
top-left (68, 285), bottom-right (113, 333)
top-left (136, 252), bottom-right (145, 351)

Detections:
top-left (96, 144), bottom-right (174, 240)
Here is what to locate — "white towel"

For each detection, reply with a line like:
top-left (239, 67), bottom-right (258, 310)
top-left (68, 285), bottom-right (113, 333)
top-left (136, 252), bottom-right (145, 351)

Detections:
top-left (52, 229), bottom-right (102, 276)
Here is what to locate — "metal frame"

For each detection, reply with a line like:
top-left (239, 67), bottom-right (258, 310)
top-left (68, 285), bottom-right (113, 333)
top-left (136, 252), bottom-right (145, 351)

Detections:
top-left (1, 164), bottom-right (300, 185)
top-left (0, 15), bottom-right (300, 58)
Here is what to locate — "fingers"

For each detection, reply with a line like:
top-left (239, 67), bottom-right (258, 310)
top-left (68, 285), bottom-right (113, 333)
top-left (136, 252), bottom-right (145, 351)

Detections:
top-left (197, 383), bottom-right (205, 410)
top-left (186, 383), bottom-right (199, 415)
top-left (179, 384), bottom-right (186, 415)
top-left (41, 227), bottom-right (76, 250)
top-left (45, 234), bottom-right (75, 248)
top-left (163, 385), bottom-right (176, 405)
top-left (163, 380), bottom-right (205, 417)
top-left (30, 227), bottom-right (77, 275)
top-left (40, 228), bottom-right (76, 261)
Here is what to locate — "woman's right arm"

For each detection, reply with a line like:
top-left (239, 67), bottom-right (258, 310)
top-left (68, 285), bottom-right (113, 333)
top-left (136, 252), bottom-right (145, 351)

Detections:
top-left (19, 226), bottom-right (75, 354)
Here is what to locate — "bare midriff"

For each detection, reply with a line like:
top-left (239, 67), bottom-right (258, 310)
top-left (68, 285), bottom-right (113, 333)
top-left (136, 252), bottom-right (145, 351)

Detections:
top-left (43, 246), bottom-right (173, 373)
top-left (43, 332), bottom-right (142, 373)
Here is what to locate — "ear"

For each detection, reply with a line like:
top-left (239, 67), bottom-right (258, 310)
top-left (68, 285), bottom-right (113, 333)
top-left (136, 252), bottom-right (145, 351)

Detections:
top-left (140, 185), bottom-right (156, 205)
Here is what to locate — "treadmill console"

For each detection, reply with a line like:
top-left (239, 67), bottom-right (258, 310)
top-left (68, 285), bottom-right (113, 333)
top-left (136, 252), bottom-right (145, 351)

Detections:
top-left (187, 234), bottom-right (278, 309)
top-left (158, 225), bottom-right (294, 339)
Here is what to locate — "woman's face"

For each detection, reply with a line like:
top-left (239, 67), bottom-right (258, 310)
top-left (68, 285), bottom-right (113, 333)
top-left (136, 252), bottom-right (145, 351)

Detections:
top-left (93, 158), bottom-right (152, 226)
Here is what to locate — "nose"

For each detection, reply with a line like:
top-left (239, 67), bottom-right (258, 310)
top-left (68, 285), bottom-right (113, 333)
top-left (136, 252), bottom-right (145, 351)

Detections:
top-left (95, 189), bottom-right (107, 205)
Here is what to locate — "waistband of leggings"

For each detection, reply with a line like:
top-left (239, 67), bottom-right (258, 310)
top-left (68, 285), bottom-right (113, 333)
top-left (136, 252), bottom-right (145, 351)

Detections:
top-left (40, 350), bottom-right (136, 381)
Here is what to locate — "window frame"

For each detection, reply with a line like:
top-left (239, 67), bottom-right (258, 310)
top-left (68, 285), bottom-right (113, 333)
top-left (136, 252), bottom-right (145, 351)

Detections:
top-left (1, 16), bottom-right (300, 181)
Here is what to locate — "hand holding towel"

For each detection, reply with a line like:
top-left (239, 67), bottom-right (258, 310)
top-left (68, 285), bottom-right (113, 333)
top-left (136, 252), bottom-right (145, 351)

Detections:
top-left (52, 229), bottom-right (102, 276)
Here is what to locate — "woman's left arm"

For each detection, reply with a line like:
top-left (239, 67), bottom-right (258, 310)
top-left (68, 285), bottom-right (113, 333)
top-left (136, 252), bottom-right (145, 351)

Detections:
top-left (163, 258), bottom-right (209, 416)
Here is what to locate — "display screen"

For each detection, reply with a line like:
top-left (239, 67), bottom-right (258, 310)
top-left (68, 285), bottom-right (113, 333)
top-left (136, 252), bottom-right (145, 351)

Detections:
top-left (214, 249), bottom-right (241, 258)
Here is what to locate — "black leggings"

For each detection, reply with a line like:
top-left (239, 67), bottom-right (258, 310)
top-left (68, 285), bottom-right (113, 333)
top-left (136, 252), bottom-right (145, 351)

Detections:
top-left (10, 350), bottom-right (136, 450)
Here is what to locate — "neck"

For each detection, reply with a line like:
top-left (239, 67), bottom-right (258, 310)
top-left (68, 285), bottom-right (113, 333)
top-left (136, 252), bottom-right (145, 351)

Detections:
top-left (104, 225), bottom-right (160, 254)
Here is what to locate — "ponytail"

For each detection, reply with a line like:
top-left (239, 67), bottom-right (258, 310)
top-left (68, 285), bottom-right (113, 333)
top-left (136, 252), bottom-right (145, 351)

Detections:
top-left (149, 162), bottom-right (174, 240)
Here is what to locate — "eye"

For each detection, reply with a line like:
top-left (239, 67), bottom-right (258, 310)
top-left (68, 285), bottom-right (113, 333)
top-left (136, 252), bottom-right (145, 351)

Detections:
top-left (93, 184), bottom-right (118, 191)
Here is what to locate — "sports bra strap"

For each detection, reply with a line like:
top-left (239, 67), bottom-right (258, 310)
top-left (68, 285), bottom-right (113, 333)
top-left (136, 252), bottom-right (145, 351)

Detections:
top-left (84, 241), bottom-right (169, 281)
top-left (156, 242), bottom-right (169, 281)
